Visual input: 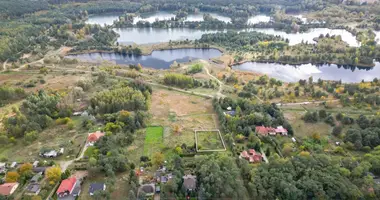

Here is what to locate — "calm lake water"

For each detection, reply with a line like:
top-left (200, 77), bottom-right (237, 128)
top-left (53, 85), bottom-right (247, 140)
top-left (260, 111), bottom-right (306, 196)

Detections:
top-left (86, 14), bottom-right (119, 26)
top-left (65, 48), bottom-right (222, 69)
top-left (233, 62), bottom-right (380, 83)
top-left (185, 12), bottom-right (231, 23)
top-left (114, 27), bottom-right (220, 45)
top-left (247, 15), bottom-right (271, 25)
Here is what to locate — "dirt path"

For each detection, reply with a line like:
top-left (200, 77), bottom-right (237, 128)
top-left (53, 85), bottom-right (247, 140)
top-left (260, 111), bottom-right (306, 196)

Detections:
top-left (203, 61), bottom-right (225, 99)
top-left (1, 59), bottom-right (8, 72)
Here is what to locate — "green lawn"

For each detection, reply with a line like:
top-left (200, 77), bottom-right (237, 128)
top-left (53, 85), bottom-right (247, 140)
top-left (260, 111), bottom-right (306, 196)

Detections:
top-left (145, 126), bottom-right (164, 143)
top-left (143, 126), bottom-right (164, 156)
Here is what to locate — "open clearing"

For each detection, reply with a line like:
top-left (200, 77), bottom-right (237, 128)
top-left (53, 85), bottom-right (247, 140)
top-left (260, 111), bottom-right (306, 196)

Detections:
top-left (196, 130), bottom-right (226, 151)
top-left (143, 126), bottom-right (164, 156)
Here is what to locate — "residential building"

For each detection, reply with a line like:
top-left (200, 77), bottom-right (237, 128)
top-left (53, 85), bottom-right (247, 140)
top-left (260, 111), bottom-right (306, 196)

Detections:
top-left (87, 131), bottom-right (105, 146)
top-left (57, 177), bottom-right (81, 200)
top-left (255, 126), bottom-right (288, 136)
top-left (25, 183), bottom-right (41, 196)
top-left (10, 162), bottom-right (17, 169)
top-left (183, 175), bottom-right (197, 191)
top-left (40, 150), bottom-right (58, 158)
top-left (33, 167), bottom-right (47, 175)
top-left (89, 183), bottom-right (106, 196)
top-left (0, 183), bottom-right (19, 196)
top-left (32, 161), bottom-right (39, 168)
top-left (240, 149), bottom-right (262, 163)
top-left (138, 184), bottom-right (155, 197)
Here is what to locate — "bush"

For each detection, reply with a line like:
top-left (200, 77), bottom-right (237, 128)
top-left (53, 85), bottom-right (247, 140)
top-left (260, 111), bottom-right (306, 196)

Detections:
top-left (187, 63), bottom-right (203, 74)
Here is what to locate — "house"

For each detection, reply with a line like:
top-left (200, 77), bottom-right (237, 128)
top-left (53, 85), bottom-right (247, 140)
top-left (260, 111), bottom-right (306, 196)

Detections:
top-left (33, 167), bottom-right (47, 175)
top-left (223, 110), bottom-right (236, 117)
top-left (73, 112), bottom-right (83, 116)
top-left (255, 126), bottom-right (269, 136)
top-left (0, 183), bottom-right (19, 196)
top-left (10, 162), bottom-right (17, 169)
top-left (32, 161), bottom-right (39, 168)
top-left (89, 183), bottom-right (106, 196)
top-left (275, 126), bottom-right (288, 136)
top-left (87, 131), bottom-right (105, 145)
top-left (0, 163), bottom-right (6, 173)
top-left (40, 150), bottom-right (58, 158)
top-left (183, 175), bottom-right (197, 191)
top-left (25, 183), bottom-right (41, 196)
top-left (240, 149), bottom-right (262, 163)
top-left (57, 177), bottom-right (81, 200)
top-left (31, 172), bottom-right (42, 183)
top-left (256, 126), bottom-right (288, 136)
top-left (138, 184), bottom-right (155, 197)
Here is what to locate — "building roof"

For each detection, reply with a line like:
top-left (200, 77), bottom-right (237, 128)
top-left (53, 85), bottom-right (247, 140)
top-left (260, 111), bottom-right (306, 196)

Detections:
top-left (241, 149), bottom-right (262, 163)
top-left (275, 126), bottom-right (288, 133)
top-left (87, 131), bottom-right (105, 143)
top-left (0, 163), bottom-right (5, 167)
top-left (26, 183), bottom-right (41, 193)
top-left (139, 184), bottom-right (155, 194)
top-left (89, 183), bottom-right (105, 194)
top-left (57, 177), bottom-right (77, 195)
top-left (0, 183), bottom-right (19, 196)
top-left (255, 126), bottom-right (269, 135)
top-left (183, 175), bottom-right (197, 190)
top-left (33, 167), bottom-right (47, 174)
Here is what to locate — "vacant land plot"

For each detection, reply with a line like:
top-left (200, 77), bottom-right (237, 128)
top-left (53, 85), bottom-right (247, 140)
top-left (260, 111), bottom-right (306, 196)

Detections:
top-left (284, 111), bottom-right (332, 138)
top-left (144, 126), bottom-right (164, 156)
top-left (196, 130), bottom-right (226, 152)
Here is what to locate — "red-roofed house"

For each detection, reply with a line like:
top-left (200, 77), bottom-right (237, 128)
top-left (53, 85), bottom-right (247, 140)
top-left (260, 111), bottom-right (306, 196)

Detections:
top-left (275, 126), bottom-right (288, 136)
top-left (256, 126), bottom-right (288, 136)
top-left (0, 183), bottom-right (19, 196)
top-left (57, 177), bottom-right (77, 198)
top-left (255, 126), bottom-right (269, 136)
top-left (87, 131), bottom-right (105, 145)
top-left (240, 149), bottom-right (262, 163)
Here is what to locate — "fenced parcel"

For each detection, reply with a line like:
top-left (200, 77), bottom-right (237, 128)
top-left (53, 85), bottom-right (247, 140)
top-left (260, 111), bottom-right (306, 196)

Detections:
top-left (195, 129), bottom-right (226, 152)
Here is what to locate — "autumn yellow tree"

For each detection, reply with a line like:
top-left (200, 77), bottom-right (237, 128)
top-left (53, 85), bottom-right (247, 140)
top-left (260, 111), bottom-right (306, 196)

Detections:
top-left (6, 171), bottom-right (20, 183)
top-left (19, 163), bottom-right (33, 175)
top-left (46, 167), bottom-right (62, 183)
top-left (31, 195), bottom-right (42, 200)
top-left (152, 152), bottom-right (164, 167)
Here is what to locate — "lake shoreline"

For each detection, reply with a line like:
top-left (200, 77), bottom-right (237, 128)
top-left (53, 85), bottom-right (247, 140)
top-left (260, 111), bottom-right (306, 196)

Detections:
top-left (231, 60), bottom-right (376, 69)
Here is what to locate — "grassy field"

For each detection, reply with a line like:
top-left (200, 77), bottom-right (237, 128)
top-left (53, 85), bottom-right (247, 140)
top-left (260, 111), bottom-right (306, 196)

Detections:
top-left (143, 126), bottom-right (164, 156)
top-left (196, 131), bottom-right (225, 151)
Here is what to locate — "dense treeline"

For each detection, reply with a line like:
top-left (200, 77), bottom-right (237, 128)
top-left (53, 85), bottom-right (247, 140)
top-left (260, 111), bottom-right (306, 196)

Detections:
top-left (0, 86), bottom-right (26, 106)
top-left (163, 73), bottom-right (202, 89)
top-left (195, 154), bottom-right (248, 199)
top-left (90, 85), bottom-right (150, 115)
top-left (0, 0), bottom-right (49, 18)
top-left (2, 90), bottom-right (68, 139)
top-left (247, 154), bottom-right (371, 199)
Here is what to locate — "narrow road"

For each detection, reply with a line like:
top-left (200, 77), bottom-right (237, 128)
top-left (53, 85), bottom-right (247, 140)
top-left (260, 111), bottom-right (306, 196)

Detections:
top-left (260, 148), bottom-right (269, 163)
top-left (202, 61), bottom-right (225, 98)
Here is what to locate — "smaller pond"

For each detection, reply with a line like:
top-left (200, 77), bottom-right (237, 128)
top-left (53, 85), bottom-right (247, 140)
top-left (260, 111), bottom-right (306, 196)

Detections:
top-left (233, 62), bottom-right (380, 83)
top-left (114, 27), bottom-right (220, 45)
top-left (133, 12), bottom-right (175, 24)
top-left (86, 14), bottom-right (119, 26)
top-left (247, 15), bottom-right (271, 25)
top-left (185, 12), bottom-right (231, 23)
top-left (246, 28), bottom-right (359, 47)
top-left (65, 48), bottom-right (222, 69)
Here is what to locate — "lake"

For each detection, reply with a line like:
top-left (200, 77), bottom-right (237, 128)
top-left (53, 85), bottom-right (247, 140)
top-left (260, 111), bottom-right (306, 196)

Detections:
top-left (86, 14), bottom-right (119, 26)
top-left (247, 28), bottom-right (359, 47)
top-left (247, 15), bottom-right (271, 25)
top-left (65, 48), bottom-right (222, 69)
top-left (114, 27), bottom-right (220, 45)
top-left (185, 12), bottom-right (231, 23)
top-left (233, 62), bottom-right (380, 83)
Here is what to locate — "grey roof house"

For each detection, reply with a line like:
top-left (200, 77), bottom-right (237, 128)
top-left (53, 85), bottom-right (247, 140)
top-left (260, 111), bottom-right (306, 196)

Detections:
top-left (25, 183), bottom-right (41, 196)
top-left (89, 183), bottom-right (106, 196)
top-left (183, 175), bottom-right (197, 191)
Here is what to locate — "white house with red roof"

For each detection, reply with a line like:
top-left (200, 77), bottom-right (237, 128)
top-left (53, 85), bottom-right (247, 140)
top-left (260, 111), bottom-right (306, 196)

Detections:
top-left (255, 126), bottom-right (288, 136)
top-left (57, 177), bottom-right (81, 200)
top-left (87, 131), bottom-right (105, 146)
